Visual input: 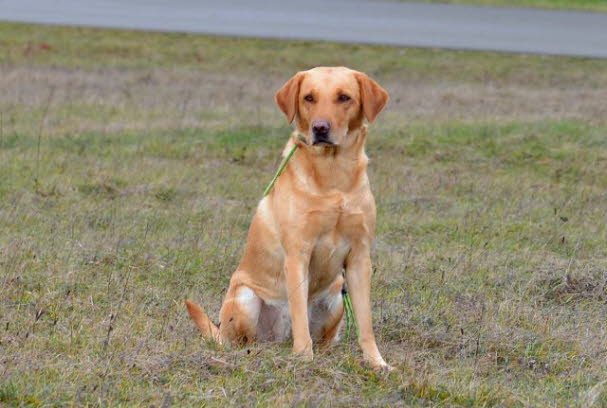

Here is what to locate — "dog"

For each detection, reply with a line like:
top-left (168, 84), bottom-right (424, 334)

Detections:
top-left (185, 66), bottom-right (391, 370)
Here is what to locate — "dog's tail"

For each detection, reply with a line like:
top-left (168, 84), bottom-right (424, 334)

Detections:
top-left (184, 300), bottom-right (221, 343)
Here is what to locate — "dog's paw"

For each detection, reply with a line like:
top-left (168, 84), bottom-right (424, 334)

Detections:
top-left (373, 363), bottom-right (395, 373)
top-left (293, 343), bottom-right (314, 361)
top-left (366, 356), bottom-right (394, 373)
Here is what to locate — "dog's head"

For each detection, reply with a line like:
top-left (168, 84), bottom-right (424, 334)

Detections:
top-left (275, 67), bottom-right (388, 147)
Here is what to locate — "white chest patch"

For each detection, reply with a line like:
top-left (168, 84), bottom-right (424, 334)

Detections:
top-left (235, 286), bottom-right (261, 319)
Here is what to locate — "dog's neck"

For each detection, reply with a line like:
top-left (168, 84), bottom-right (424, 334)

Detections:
top-left (287, 125), bottom-right (369, 194)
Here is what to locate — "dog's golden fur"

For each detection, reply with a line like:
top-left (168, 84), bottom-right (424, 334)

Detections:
top-left (186, 66), bottom-right (390, 369)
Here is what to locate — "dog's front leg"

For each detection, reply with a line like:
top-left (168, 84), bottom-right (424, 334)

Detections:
top-left (345, 244), bottom-right (391, 370)
top-left (284, 252), bottom-right (313, 360)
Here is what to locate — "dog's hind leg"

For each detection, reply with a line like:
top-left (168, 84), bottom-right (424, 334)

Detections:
top-left (218, 282), bottom-right (262, 345)
top-left (310, 275), bottom-right (345, 347)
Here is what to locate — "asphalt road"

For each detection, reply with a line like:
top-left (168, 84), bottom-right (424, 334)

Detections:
top-left (2, 0), bottom-right (607, 58)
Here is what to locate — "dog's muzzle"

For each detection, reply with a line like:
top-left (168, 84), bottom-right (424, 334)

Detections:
top-left (311, 120), bottom-right (334, 145)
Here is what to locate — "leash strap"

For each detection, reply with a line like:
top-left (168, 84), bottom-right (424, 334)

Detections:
top-left (342, 286), bottom-right (359, 343)
top-left (262, 136), bottom-right (359, 341)
top-left (262, 143), bottom-right (299, 197)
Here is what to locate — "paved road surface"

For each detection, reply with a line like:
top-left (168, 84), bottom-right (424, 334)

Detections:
top-left (2, 0), bottom-right (606, 58)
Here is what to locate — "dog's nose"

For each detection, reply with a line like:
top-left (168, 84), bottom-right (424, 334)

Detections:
top-left (312, 120), bottom-right (331, 137)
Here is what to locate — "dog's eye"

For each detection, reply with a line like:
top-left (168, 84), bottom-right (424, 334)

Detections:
top-left (304, 95), bottom-right (314, 102)
top-left (338, 94), bottom-right (351, 102)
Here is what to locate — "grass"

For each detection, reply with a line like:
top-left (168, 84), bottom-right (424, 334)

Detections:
top-left (394, 0), bottom-right (607, 12)
top-left (1, 21), bottom-right (607, 407)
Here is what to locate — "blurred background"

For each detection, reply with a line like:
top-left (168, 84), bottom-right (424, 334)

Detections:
top-left (1, 1), bottom-right (607, 406)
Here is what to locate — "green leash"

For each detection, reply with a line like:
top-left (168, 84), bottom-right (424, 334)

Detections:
top-left (342, 285), bottom-right (359, 343)
top-left (262, 142), bottom-right (299, 197)
top-left (262, 135), bottom-right (359, 342)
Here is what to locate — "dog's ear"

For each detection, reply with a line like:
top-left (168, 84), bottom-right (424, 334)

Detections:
top-left (275, 72), bottom-right (305, 124)
top-left (355, 72), bottom-right (389, 123)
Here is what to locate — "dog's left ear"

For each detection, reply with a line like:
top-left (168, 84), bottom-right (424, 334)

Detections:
top-left (275, 72), bottom-right (305, 124)
top-left (355, 72), bottom-right (389, 123)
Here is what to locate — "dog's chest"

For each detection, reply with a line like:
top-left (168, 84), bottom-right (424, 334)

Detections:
top-left (311, 232), bottom-right (350, 268)
top-left (308, 199), bottom-right (366, 288)
top-left (317, 194), bottom-right (369, 242)
top-left (307, 232), bottom-right (348, 296)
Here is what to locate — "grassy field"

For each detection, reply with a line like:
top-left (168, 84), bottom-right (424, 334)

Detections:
top-left (395, 0), bottom-right (607, 12)
top-left (1, 22), bottom-right (607, 407)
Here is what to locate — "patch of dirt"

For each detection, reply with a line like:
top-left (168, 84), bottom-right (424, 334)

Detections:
top-left (539, 274), bottom-right (607, 304)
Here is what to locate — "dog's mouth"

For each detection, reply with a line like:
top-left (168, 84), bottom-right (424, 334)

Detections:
top-left (312, 140), bottom-right (335, 146)
top-left (312, 135), bottom-right (335, 146)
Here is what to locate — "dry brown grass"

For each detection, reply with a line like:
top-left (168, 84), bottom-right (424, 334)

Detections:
top-left (2, 64), bottom-right (606, 137)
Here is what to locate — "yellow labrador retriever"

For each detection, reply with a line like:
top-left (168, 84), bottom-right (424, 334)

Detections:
top-left (186, 66), bottom-right (390, 370)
